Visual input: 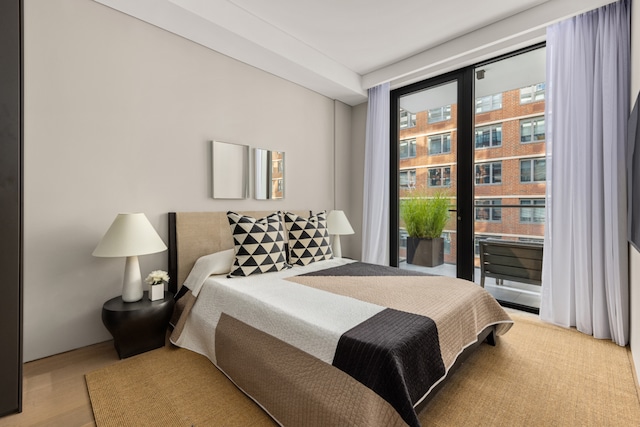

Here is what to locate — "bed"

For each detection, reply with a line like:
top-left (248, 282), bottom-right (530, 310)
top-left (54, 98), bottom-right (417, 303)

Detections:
top-left (168, 211), bottom-right (513, 427)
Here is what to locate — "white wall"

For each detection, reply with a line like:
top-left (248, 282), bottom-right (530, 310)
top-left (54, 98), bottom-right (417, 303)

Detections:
top-left (333, 100), bottom-right (354, 256)
top-left (348, 103), bottom-right (368, 261)
top-left (630, 0), bottom-right (640, 385)
top-left (23, 0), bottom-right (349, 361)
top-left (334, 99), bottom-right (369, 260)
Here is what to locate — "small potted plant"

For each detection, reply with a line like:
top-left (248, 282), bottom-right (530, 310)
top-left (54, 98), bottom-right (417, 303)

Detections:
top-left (400, 189), bottom-right (450, 267)
top-left (145, 270), bottom-right (169, 301)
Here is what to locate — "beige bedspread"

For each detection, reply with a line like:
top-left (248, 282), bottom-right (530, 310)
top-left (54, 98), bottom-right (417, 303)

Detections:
top-left (287, 273), bottom-right (512, 371)
top-left (170, 259), bottom-right (512, 427)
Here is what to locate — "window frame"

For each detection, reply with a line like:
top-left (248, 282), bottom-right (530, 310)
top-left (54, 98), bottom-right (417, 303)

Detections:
top-left (520, 83), bottom-right (545, 104)
top-left (475, 161), bottom-right (502, 185)
top-left (475, 93), bottom-right (503, 113)
top-left (475, 199), bottom-right (502, 222)
top-left (428, 133), bottom-right (451, 155)
top-left (399, 169), bottom-right (417, 189)
top-left (399, 138), bottom-right (417, 159)
top-left (520, 116), bottom-right (546, 143)
top-left (399, 109), bottom-right (416, 129)
top-left (520, 158), bottom-right (546, 183)
top-left (475, 124), bottom-right (502, 149)
top-left (428, 105), bottom-right (452, 123)
top-left (427, 166), bottom-right (451, 187)
top-left (520, 199), bottom-right (546, 223)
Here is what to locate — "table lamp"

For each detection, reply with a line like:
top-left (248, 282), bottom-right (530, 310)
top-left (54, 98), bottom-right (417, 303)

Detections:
top-left (93, 213), bottom-right (167, 302)
top-left (327, 210), bottom-right (354, 258)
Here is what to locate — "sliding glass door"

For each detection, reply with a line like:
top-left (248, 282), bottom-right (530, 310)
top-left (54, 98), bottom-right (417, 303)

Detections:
top-left (391, 44), bottom-right (545, 313)
top-left (391, 70), bottom-right (475, 280)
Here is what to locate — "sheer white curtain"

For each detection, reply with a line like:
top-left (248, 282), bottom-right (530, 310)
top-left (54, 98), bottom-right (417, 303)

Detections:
top-left (361, 83), bottom-right (390, 265)
top-left (541, 0), bottom-right (630, 345)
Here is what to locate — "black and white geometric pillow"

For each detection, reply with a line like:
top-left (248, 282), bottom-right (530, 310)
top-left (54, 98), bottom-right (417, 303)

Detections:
top-left (227, 211), bottom-right (289, 277)
top-left (284, 211), bottom-right (333, 266)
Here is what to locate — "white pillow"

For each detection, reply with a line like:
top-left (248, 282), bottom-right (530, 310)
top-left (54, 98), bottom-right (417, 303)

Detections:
top-left (182, 249), bottom-right (234, 296)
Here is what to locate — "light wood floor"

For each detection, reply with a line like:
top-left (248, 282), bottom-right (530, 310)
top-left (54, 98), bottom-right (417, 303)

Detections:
top-left (0, 341), bottom-right (119, 427)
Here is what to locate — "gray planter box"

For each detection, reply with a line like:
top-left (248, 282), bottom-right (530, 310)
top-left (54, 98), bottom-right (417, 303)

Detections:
top-left (406, 236), bottom-right (444, 267)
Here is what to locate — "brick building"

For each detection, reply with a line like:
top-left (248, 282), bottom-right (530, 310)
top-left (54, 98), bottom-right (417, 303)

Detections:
top-left (399, 84), bottom-right (546, 265)
top-left (271, 151), bottom-right (284, 199)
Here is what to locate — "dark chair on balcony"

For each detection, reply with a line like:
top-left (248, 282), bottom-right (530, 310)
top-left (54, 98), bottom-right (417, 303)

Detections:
top-left (479, 239), bottom-right (543, 288)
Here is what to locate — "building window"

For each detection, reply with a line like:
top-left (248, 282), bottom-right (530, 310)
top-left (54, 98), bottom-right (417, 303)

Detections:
top-left (475, 124), bottom-right (502, 149)
top-left (520, 83), bottom-right (545, 104)
top-left (428, 105), bottom-right (451, 123)
top-left (475, 199), bottom-right (502, 222)
top-left (273, 159), bottom-right (283, 173)
top-left (399, 139), bottom-right (417, 159)
top-left (399, 229), bottom-right (408, 250)
top-left (400, 169), bottom-right (417, 189)
top-left (475, 161), bottom-right (502, 185)
top-left (520, 199), bottom-right (545, 223)
top-left (442, 231), bottom-right (451, 255)
top-left (521, 158), bottom-right (546, 183)
top-left (520, 117), bottom-right (545, 142)
top-left (428, 134), bottom-right (451, 155)
top-left (475, 93), bottom-right (502, 113)
top-left (399, 109), bottom-right (416, 129)
top-left (428, 167), bottom-right (451, 187)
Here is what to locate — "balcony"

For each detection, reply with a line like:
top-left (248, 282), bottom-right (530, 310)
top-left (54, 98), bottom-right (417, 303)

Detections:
top-left (399, 203), bottom-right (544, 313)
top-left (399, 260), bottom-right (541, 312)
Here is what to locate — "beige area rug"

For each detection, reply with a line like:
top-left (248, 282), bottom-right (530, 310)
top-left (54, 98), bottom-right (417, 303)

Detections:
top-left (86, 347), bottom-right (276, 426)
top-left (419, 314), bottom-right (640, 426)
top-left (86, 314), bottom-right (640, 426)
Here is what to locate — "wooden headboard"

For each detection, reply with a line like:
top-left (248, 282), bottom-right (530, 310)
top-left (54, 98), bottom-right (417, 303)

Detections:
top-left (167, 210), bottom-right (310, 293)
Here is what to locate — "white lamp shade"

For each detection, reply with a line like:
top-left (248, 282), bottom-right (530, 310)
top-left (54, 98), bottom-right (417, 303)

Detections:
top-left (93, 213), bottom-right (167, 257)
top-left (327, 210), bottom-right (354, 235)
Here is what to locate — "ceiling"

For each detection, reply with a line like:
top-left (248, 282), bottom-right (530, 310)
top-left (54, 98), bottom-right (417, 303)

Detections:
top-left (94, 0), bottom-right (615, 106)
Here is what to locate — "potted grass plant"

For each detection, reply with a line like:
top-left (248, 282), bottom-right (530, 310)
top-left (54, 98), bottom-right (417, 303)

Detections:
top-left (400, 190), bottom-right (450, 267)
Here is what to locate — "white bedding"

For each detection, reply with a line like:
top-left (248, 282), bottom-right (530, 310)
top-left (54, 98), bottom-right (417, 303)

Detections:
top-left (171, 258), bottom-right (387, 364)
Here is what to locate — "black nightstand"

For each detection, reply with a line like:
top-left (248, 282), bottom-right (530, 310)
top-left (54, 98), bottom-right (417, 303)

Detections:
top-left (102, 291), bottom-right (175, 359)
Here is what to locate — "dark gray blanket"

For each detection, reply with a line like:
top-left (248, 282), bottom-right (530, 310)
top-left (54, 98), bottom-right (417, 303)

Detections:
top-left (302, 262), bottom-right (444, 427)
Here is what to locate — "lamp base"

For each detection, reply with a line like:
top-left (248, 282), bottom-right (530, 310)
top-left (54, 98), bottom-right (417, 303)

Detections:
top-left (122, 255), bottom-right (143, 302)
top-left (332, 235), bottom-right (343, 258)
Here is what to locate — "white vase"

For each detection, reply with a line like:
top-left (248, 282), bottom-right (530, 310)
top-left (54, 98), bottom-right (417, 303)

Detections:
top-left (149, 283), bottom-right (164, 301)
